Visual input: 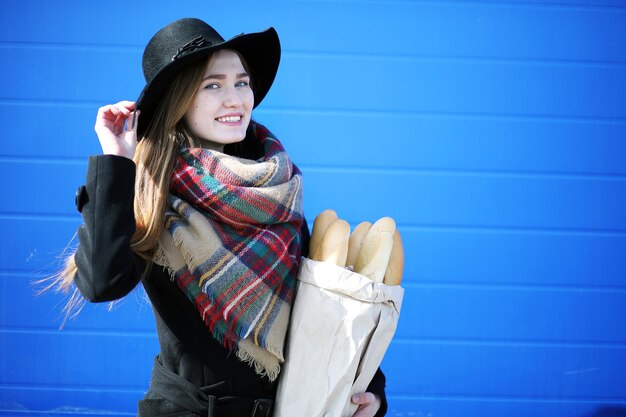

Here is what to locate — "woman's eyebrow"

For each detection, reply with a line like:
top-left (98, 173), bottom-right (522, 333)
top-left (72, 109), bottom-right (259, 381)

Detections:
top-left (202, 72), bottom-right (249, 81)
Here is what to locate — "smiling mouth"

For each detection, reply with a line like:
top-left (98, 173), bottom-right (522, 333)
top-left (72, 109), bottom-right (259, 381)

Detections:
top-left (216, 115), bottom-right (242, 123)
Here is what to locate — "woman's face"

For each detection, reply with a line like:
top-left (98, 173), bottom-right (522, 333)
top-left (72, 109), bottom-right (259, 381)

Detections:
top-left (184, 49), bottom-right (254, 151)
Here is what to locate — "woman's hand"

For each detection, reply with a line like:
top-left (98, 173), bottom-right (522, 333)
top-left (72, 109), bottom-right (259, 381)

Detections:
top-left (94, 100), bottom-right (139, 160)
top-left (351, 392), bottom-right (381, 417)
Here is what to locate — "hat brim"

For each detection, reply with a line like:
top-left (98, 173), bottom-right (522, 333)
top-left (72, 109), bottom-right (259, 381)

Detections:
top-left (135, 27), bottom-right (280, 138)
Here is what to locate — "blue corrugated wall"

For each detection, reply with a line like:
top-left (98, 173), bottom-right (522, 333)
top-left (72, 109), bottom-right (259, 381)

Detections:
top-left (1, 1), bottom-right (625, 416)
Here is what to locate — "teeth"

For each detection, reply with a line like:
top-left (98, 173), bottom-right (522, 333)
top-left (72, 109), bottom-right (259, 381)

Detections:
top-left (217, 116), bottom-right (241, 123)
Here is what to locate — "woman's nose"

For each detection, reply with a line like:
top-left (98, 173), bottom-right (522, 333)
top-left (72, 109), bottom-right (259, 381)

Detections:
top-left (223, 87), bottom-right (244, 107)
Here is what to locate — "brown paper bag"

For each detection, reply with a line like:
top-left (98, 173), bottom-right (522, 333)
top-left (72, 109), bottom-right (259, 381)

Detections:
top-left (274, 258), bottom-right (404, 417)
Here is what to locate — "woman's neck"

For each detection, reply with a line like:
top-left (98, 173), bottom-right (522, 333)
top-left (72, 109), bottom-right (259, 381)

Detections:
top-left (198, 139), bottom-right (224, 153)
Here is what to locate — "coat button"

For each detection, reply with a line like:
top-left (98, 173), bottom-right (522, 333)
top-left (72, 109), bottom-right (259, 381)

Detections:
top-left (256, 402), bottom-right (267, 417)
top-left (75, 185), bottom-right (88, 212)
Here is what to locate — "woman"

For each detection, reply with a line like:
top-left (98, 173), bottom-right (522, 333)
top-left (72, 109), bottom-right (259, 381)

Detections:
top-left (55, 18), bottom-right (387, 416)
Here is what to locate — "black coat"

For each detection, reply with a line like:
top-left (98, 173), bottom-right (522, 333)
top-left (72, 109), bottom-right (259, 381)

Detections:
top-left (73, 154), bottom-right (387, 416)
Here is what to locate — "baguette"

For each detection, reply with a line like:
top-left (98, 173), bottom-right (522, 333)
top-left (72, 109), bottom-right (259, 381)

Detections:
top-left (318, 218), bottom-right (350, 267)
top-left (309, 209), bottom-right (338, 261)
top-left (346, 221), bottom-right (372, 268)
top-left (383, 229), bottom-right (404, 286)
top-left (354, 217), bottom-right (396, 283)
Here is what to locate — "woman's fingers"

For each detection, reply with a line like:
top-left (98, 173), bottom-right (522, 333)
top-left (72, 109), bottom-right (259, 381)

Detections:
top-left (97, 103), bottom-right (136, 129)
top-left (351, 392), bottom-right (381, 417)
top-left (94, 101), bottom-right (138, 159)
top-left (97, 102), bottom-right (134, 119)
top-left (115, 100), bottom-right (135, 110)
top-left (121, 110), bottom-right (139, 149)
top-left (96, 104), bottom-right (124, 133)
top-left (113, 103), bottom-right (132, 130)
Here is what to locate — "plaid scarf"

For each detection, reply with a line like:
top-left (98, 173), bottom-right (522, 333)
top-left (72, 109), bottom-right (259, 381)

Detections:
top-left (154, 122), bottom-right (303, 380)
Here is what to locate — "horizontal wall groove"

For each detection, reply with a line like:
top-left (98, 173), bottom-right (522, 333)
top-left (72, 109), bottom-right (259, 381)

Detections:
top-left (264, 106), bottom-right (626, 125)
top-left (0, 98), bottom-right (100, 107)
top-left (9, 271), bottom-right (626, 293)
top-left (402, 281), bottom-right (626, 293)
top-left (0, 270), bottom-right (62, 280)
top-left (3, 154), bottom-right (626, 180)
top-left (11, 270), bottom-right (626, 292)
top-left (0, 41), bottom-right (140, 52)
top-left (4, 156), bottom-right (626, 185)
top-left (0, 327), bottom-right (155, 338)
top-left (3, 98), bottom-right (626, 125)
top-left (387, 393), bottom-right (626, 403)
top-left (0, 156), bottom-right (87, 165)
top-left (1, 268), bottom-right (71, 278)
top-left (0, 213), bottom-right (80, 222)
top-left (3, 213), bottom-right (626, 237)
top-left (395, 223), bottom-right (626, 238)
top-left (0, 410), bottom-right (134, 417)
top-left (300, 164), bottom-right (626, 181)
top-left (393, 337), bottom-right (626, 349)
top-left (299, 0), bottom-right (626, 13)
top-left (0, 382), bottom-right (144, 395)
top-left (3, 41), bottom-right (626, 67)
top-left (3, 270), bottom-right (71, 279)
top-left (285, 49), bottom-right (626, 68)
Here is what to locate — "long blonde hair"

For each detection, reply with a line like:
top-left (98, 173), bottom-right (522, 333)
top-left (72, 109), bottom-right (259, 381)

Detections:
top-left (47, 56), bottom-right (211, 316)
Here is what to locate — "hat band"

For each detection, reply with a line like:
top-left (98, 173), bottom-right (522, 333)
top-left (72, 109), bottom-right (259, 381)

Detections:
top-left (172, 36), bottom-right (213, 61)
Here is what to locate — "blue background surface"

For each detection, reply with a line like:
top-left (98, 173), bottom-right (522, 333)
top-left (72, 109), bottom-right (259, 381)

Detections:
top-left (1, 1), bottom-right (626, 416)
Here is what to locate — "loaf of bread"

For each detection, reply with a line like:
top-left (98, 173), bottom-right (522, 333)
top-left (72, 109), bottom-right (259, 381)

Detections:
top-left (354, 217), bottom-right (396, 283)
top-left (309, 209), bottom-right (338, 261)
top-left (346, 221), bottom-right (372, 269)
top-left (318, 218), bottom-right (350, 267)
top-left (383, 229), bottom-right (404, 286)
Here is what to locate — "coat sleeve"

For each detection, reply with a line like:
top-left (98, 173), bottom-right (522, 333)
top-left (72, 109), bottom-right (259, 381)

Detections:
top-left (73, 155), bottom-right (143, 302)
top-left (367, 367), bottom-right (388, 416)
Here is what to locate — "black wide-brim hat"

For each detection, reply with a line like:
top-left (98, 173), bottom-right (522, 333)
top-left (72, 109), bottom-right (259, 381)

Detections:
top-left (135, 18), bottom-right (280, 138)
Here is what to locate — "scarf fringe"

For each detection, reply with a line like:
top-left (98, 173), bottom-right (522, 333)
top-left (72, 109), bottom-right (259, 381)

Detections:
top-left (236, 343), bottom-right (281, 382)
top-left (153, 246), bottom-right (176, 281)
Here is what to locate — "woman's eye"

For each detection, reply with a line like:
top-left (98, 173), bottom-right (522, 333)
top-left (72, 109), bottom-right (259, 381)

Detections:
top-left (205, 83), bottom-right (219, 90)
top-left (235, 80), bottom-right (250, 88)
